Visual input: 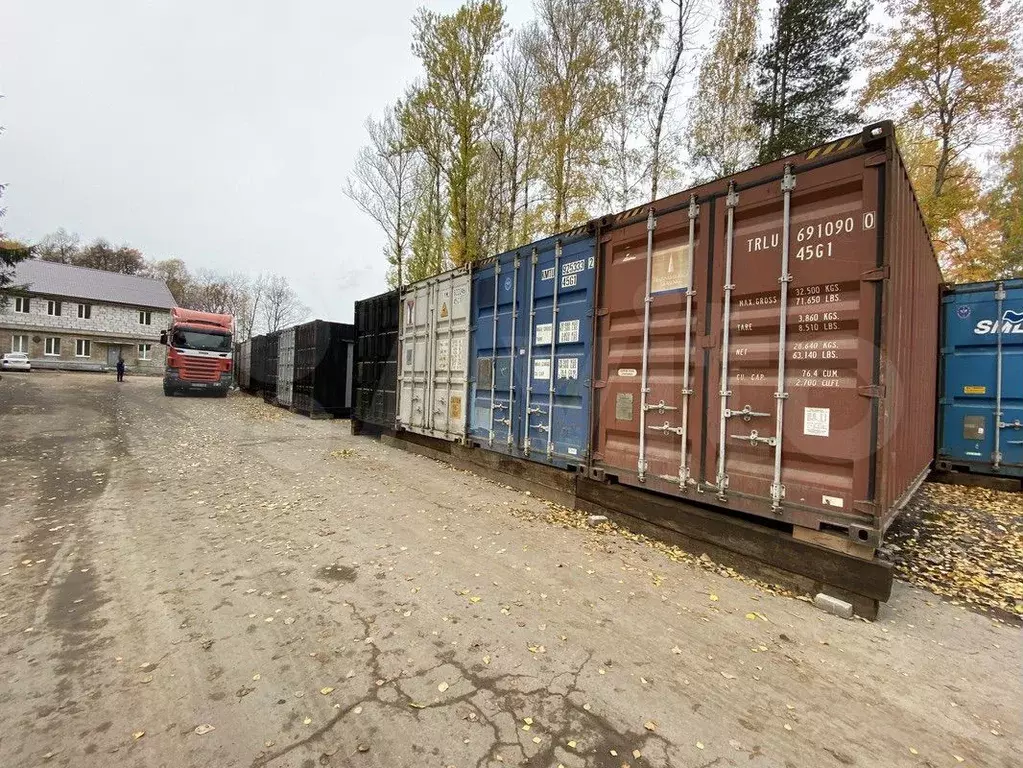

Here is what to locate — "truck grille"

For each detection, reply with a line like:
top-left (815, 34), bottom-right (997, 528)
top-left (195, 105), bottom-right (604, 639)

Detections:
top-left (180, 357), bottom-right (221, 382)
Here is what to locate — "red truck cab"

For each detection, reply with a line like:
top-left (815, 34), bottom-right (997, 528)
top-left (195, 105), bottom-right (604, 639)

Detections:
top-left (160, 307), bottom-right (235, 396)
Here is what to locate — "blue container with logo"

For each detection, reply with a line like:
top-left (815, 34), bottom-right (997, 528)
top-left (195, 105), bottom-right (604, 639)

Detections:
top-left (937, 279), bottom-right (1023, 477)
top-left (468, 227), bottom-right (597, 468)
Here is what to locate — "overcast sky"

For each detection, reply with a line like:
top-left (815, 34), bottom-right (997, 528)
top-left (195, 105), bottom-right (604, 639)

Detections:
top-left (1, 1), bottom-right (537, 322)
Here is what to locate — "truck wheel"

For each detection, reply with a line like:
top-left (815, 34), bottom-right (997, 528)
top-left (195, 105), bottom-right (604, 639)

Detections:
top-left (164, 386), bottom-right (173, 397)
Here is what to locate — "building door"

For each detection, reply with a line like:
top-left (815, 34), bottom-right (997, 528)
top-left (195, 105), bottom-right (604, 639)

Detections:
top-left (107, 345), bottom-right (121, 367)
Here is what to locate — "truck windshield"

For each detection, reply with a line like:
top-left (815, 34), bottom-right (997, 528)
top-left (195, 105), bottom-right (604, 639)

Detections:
top-left (172, 329), bottom-right (232, 352)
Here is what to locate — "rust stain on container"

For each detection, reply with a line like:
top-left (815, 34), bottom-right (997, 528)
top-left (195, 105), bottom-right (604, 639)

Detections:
top-left (590, 122), bottom-right (941, 548)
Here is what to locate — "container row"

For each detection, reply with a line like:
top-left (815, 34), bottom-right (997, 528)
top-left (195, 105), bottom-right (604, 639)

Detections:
top-left (355, 122), bottom-right (952, 549)
top-left (236, 319), bottom-right (355, 418)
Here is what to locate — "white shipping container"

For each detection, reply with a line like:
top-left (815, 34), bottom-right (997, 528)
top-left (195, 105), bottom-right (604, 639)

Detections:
top-left (398, 267), bottom-right (471, 440)
top-left (277, 327), bottom-right (296, 407)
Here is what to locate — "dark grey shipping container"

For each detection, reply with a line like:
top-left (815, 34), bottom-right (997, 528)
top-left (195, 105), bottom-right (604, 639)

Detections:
top-left (354, 290), bottom-right (400, 430)
top-left (262, 331), bottom-right (280, 403)
top-left (249, 335), bottom-right (268, 395)
top-left (293, 320), bottom-right (356, 417)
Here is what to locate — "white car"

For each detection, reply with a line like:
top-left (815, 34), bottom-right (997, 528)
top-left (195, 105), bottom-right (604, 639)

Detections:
top-left (1, 352), bottom-right (32, 372)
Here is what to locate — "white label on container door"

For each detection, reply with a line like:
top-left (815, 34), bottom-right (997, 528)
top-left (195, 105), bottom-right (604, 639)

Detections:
top-left (559, 319), bottom-right (580, 344)
top-left (567, 447), bottom-right (578, 456)
top-left (533, 359), bottom-right (551, 380)
top-left (435, 338), bottom-right (450, 371)
top-left (561, 274), bottom-right (578, 288)
top-left (557, 357), bottom-right (578, 380)
top-left (535, 323), bottom-right (553, 346)
top-left (822, 495), bottom-right (844, 508)
top-left (803, 407), bottom-right (830, 437)
top-left (451, 337), bottom-right (465, 369)
top-left (618, 368), bottom-right (638, 377)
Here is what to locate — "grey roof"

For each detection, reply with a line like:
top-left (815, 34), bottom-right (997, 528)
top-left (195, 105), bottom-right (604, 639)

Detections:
top-left (13, 259), bottom-right (176, 309)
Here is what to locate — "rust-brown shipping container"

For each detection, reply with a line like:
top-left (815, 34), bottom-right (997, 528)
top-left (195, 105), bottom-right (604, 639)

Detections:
top-left (589, 121), bottom-right (940, 549)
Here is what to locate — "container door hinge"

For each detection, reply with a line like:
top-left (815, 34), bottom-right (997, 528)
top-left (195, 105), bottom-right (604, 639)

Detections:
top-left (593, 380), bottom-right (607, 389)
top-left (857, 384), bottom-right (885, 398)
top-left (861, 266), bottom-right (889, 282)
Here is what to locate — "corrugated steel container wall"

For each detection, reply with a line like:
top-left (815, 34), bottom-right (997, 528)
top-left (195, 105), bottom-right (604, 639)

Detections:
top-left (467, 229), bottom-right (598, 467)
top-left (263, 332), bottom-right (280, 403)
top-left (354, 290), bottom-right (400, 428)
top-left (250, 335), bottom-right (267, 394)
top-left (398, 268), bottom-right (471, 440)
top-left (277, 327), bottom-right (296, 407)
top-left (239, 340), bottom-right (251, 390)
top-left (293, 320), bottom-right (355, 417)
top-left (937, 279), bottom-right (1023, 477)
top-left (590, 122), bottom-right (941, 546)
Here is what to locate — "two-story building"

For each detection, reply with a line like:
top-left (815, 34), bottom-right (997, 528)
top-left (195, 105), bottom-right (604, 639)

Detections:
top-left (1, 259), bottom-right (175, 373)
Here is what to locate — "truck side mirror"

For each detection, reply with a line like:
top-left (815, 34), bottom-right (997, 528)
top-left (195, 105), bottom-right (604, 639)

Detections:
top-left (160, 331), bottom-right (168, 346)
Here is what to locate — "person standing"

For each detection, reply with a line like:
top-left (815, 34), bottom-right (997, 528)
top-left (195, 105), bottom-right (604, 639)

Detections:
top-left (116, 356), bottom-right (125, 382)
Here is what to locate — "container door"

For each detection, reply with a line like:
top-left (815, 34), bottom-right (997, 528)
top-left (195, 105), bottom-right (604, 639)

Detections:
top-left (430, 271), bottom-right (470, 438)
top-left (470, 256), bottom-right (520, 450)
top-left (277, 328), bottom-right (295, 406)
top-left (599, 203), bottom-right (703, 489)
top-left (398, 283), bottom-right (432, 431)
top-left (940, 282), bottom-right (1023, 472)
top-left (520, 236), bottom-right (596, 465)
top-left (705, 160), bottom-right (881, 519)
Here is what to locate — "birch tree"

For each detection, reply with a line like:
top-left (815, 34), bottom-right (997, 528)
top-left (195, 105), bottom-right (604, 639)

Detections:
top-left (406, 0), bottom-right (507, 266)
top-left (647, 0), bottom-right (704, 200)
top-left (599, 0), bottom-right (662, 210)
top-left (344, 102), bottom-right (422, 288)
top-left (688, 0), bottom-right (759, 179)
top-left (527, 0), bottom-right (614, 230)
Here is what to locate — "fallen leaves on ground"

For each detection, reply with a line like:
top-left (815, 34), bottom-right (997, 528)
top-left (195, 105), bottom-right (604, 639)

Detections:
top-left (884, 483), bottom-right (1023, 620)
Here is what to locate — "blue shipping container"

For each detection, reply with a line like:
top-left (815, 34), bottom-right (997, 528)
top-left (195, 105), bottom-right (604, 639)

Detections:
top-left (938, 279), bottom-right (1023, 477)
top-left (468, 228), bottom-right (597, 468)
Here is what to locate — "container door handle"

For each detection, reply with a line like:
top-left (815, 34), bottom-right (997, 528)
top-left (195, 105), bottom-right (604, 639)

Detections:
top-left (725, 405), bottom-right (770, 421)
top-left (643, 400), bottom-right (678, 414)
top-left (730, 430), bottom-right (777, 447)
top-left (648, 422), bottom-right (683, 435)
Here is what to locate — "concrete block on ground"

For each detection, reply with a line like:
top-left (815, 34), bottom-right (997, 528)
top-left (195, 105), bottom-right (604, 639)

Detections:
top-left (814, 592), bottom-right (854, 619)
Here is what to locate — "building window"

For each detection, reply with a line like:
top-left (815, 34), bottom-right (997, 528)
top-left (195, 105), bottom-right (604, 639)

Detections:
top-left (45, 337), bottom-right (61, 356)
top-left (139, 310), bottom-right (152, 325)
top-left (47, 300), bottom-right (62, 316)
top-left (75, 339), bottom-right (91, 358)
top-left (138, 343), bottom-right (152, 361)
top-left (14, 296), bottom-right (30, 313)
top-left (78, 303), bottom-right (92, 319)
top-left (12, 335), bottom-right (27, 353)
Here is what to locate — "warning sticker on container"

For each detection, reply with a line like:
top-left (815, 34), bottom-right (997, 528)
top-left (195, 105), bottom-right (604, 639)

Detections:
top-left (822, 495), bottom-right (844, 508)
top-left (559, 319), bottom-right (580, 344)
top-left (557, 357), bottom-right (578, 380)
top-left (618, 368), bottom-right (638, 378)
top-left (803, 407), bottom-right (830, 437)
top-left (534, 359), bottom-right (551, 380)
top-left (963, 385), bottom-right (987, 394)
top-left (535, 323), bottom-right (553, 346)
top-left (449, 395), bottom-right (462, 420)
